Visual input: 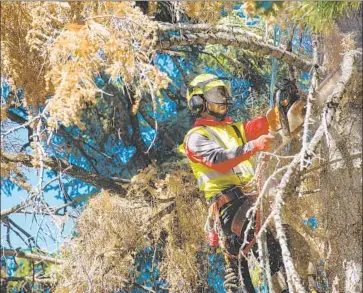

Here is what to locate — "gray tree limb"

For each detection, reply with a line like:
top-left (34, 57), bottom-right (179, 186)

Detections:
top-left (1, 152), bottom-right (127, 194)
top-left (1, 276), bottom-right (56, 285)
top-left (2, 248), bottom-right (65, 264)
top-left (156, 24), bottom-right (325, 74)
top-left (1, 193), bottom-right (36, 220)
top-left (271, 50), bottom-right (357, 293)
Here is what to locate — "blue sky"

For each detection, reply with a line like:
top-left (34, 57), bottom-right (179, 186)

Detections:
top-left (1, 126), bottom-right (76, 252)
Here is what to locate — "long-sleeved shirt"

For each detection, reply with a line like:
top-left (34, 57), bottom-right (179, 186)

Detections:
top-left (185, 116), bottom-right (269, 173)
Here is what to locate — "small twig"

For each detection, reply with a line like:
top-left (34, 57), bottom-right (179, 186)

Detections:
top-left (1, 115), bottom-right (40, 139)
top-left (1, 117), bottom-right (37, 140)
top-left (301, 152), bottom-right (361, 178)
top-left (145, 78), bottom-right (158, 154)
top-left (35, 118), bottom-right (46, 198)
top-left (299, 189), bottom-right (321, 196)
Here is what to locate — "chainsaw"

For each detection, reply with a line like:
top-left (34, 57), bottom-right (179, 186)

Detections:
top-left (274, 78), bottom-right (306, 143)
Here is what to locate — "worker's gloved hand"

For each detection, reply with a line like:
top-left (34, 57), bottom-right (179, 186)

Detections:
top-left (266, 105), bottom-right (280, 132)
top-left (250, 134), bottom-right (275, 152)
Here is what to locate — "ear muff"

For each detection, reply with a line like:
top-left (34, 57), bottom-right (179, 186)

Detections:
top-left (188, 94), bottom-right (206, 114)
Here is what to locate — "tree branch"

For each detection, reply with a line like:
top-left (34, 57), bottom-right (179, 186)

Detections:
top-left (1, 276), bottom-right (56, 285)
top-left (303, 50), bottom-right (357, 169)
top-left (300, 33), bottom-right (319, 171)
top-left (1, 193), bottom-right (37, 220)
top-left (156, 24), bottom-right (325, 74)
top-left (2, 248), bottom-right (65, 264)
top-left (6, 218), bottom-right (37, 248)
top-left (1, 152), bottom-right (127, 194)
top-left (12, 191), bottom-right (99, 217)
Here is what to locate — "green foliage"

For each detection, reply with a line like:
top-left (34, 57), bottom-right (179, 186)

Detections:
top-left (13, 259), bottom-right (32, 278)
top-left (255, 1), bottom-right (284, 17)
top-left (284, 1), bottom-right (361, 33)
top-left (315, 2), bottom-right (360, 21)
top-left (7, 258), bottom-right (33, 292)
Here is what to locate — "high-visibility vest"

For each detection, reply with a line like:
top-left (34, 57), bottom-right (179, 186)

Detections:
top-left (180, 122), bottom-right (255, 201)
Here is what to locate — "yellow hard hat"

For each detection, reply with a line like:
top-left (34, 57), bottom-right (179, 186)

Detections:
top-left (186, 73), bottom-right (230, 103)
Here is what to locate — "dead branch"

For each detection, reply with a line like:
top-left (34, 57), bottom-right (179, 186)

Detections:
top-left (300, 33), bottom-right (319, 170)
top-left (2, 248), bottom-right (65, 264)
top-left (274, 211), bottom-right (304, 292)
top-left (1, 192), bottom-right (37, 220)
top-left (156, 24), bottom-right (325, 74)
top-left (1, 276), bottom-right (56, 285)
top-left (303, 50), bottom-right (357, 169)
top-left (301, 152), bottom-right (361, 178)
top-left (1, 152), bottom-right (127, 194)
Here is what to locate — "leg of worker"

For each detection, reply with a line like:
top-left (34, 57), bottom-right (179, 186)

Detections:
top-left (222, 233), bottom-right (255, 292)
top-left (265, 229), bottom-right (288, 292)
top-left (224, 220), bottom-right (256, 293)
top-left (239, 227), bottom-right (288, 293)
top-left (220, 198), bottom-right (256, 293)
top-left (238, 221), bottom-right (257, 293)
top-left (223, 253), bottom-right (255, 293)
top-left (239, 256), bottom-right (255, 293)
top-left (266, 229), bottom-right (284, 274)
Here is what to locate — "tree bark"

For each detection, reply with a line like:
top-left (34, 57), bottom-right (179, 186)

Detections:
top-left (269, 50), bottom-right (357, 293)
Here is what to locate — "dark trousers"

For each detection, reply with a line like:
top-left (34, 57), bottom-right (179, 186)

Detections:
top-left (220, 197), bottom-right (285, 292)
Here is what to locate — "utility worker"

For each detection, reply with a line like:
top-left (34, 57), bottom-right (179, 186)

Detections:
top-left (180, 74), bottom-right (288, 293)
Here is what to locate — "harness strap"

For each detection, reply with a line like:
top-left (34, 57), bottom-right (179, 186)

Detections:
top-left (230, 124), bottom-right (245, 144)
top-left (209, 186), bottom-right (244, 225)
top-left (224, 158), bottom-right (266, 259)
top-left (207, 185), bottom-right (242, 205)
